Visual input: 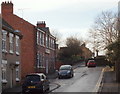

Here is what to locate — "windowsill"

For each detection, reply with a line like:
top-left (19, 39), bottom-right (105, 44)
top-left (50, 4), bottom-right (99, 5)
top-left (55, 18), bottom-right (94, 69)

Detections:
top-left (40, 44), bottom-right (45, 47)
top-left (16, 52), bottom-right (20, 56)
top-left (2, 50), bottom-right (7, 53)
top-left (2, 80), bottom-right (8, 84)
top-left (16, 78), bottom-right (20, 82)
top-left (37, 66), bottom-right (45, 69)
top-left (9, 50), bottom-right (14, 54)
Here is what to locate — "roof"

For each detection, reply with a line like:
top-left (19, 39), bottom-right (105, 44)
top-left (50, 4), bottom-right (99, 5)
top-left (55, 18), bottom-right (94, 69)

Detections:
top-left (1, 18), bottom-right (23, 38)
top-left (39, 27), bottom-right (50, 34)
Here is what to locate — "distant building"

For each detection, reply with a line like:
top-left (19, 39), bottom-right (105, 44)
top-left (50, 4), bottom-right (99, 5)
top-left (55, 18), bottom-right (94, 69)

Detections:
top-left (1, 18), bottom-right (22, 91)
top-left (1, 1), bottom-right (57, 81)
top-left (59, 44), bottom-right (92, 60)
top-left (81, 43), bottom-right (92, 59)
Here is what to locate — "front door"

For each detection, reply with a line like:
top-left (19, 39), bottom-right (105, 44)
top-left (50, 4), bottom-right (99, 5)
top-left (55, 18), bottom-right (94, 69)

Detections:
top-left (10, 69), bottom-right (14, 88)
top-left (46, 60), bottom-right (48, 74)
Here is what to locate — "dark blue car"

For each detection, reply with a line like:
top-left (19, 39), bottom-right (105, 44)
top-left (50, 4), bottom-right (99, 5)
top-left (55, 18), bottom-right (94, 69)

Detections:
top-left (58, 65), bottom-right (74, 79)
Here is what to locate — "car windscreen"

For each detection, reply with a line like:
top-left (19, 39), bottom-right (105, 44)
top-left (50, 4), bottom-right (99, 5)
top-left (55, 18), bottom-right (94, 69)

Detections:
top-left (60, 66), bottom-right (71, 70)
top-left (25, 75), bottom-right (40, 82)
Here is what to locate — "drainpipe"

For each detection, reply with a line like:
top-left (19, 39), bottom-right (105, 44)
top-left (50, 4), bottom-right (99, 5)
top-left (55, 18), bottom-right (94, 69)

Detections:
top-left (0, 14), bottom-right (2, 94)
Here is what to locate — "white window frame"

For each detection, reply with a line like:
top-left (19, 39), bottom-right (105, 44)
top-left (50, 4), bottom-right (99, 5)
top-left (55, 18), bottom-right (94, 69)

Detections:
top-left (1, 60), bottom-right (7, 83)
top-left (43, 33), bottom-right (44, 46)
top-left (37, 52), bottom-right (40, 68)
top-left (16, 36), bottom-right (20, 55)
top-left (46, 35), bottom-right (49, 48)
top-left (40, 32), bottom-right (42, 45)
top-left (16, 65), bottom-right (20, 82)
top-left (9, 33), bottom-right (14, 54)
top-left (53, 40), bottom-right (55, 49)
top-left (2, 30), bottom-right (7, 52)
top-left (46, 35), bottom-right (48, 48)
top-left (49, 37), bottom-right (51, 49)
top-left (40, 32), bottom-right (45, 46)
top-left (37, 31), bottom-right (39, 45)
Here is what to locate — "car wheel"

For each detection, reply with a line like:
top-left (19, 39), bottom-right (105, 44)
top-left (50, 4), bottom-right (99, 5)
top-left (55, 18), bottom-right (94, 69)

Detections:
top-left (22, 90), bottom-right (26, 93)
top-left (58, 76), bottom-right (61, 79)
top-left (42, 86), bottom-right (45, 93)
top-left (70, 74), bottom-right (72, 78)
top-left (72, 74), bottom-right (74, 77)
top-left (47, 86), bottom-right (50, 91)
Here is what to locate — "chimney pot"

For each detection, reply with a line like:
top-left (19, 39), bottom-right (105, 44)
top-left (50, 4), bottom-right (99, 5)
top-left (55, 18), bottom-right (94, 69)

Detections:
top-left (1, 1), bottom-right (13, 14)
top-left (37, 21), bottom-right (46, 28)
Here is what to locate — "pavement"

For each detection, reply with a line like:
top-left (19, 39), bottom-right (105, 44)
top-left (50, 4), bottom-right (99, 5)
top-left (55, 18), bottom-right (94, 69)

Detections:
top-left (3, 63), bottom-right (119, 94)
top-left (98, 66), bottom-right (120, 94)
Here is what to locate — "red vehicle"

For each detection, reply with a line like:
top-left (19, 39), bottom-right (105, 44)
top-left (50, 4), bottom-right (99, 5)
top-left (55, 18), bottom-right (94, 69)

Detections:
top-left (87, 60), bottom-right (96, 67)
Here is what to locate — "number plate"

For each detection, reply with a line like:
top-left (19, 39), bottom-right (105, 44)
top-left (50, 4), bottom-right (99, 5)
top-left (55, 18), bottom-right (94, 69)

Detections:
top-left (28, 86), bottom-right (35, 88)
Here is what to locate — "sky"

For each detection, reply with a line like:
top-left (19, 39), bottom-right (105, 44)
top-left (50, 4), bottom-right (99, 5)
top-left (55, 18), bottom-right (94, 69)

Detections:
top-left (1, 0), bottom-right (119, 54)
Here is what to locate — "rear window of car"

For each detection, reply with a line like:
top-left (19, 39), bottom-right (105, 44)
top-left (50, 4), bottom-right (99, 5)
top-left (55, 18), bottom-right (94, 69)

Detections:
top-left (25, 75), bottom-right (40, 82)
top-left (88, 60), bottom-right (95, 63)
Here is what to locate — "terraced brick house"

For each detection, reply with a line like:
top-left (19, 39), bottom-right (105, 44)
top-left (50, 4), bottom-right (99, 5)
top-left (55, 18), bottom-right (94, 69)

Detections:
top-left (36, 21), bottom-right (56, 74)
top-left (1, 18), bottom-right (22, 91)
top-left (1, 1), bottom-right (57, 80)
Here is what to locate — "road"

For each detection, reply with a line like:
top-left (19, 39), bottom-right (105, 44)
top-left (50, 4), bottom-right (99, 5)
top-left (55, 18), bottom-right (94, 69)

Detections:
top-left (2, 63), bottom-right (104, 93)
top-left (51, 64), bottom-right (103, 92)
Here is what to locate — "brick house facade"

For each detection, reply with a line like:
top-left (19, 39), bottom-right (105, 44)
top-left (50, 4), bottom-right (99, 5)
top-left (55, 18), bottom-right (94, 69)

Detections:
top-left (1, 18), bottom-right (22, 91)
top-left (36, 21), bottom-right (56, 74)
top-left (1, 1), bottom-right (56, 80)
top-left (1, 1), bottom-right (36, 79)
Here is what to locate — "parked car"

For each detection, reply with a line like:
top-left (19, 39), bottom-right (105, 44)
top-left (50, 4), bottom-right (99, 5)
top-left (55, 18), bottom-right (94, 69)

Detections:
top-left (87, 60), bottom-right (96, 67)
top-left (22, 73), bottom-right (50, 93)
top-left (58, 65), bottom-right (74, 79)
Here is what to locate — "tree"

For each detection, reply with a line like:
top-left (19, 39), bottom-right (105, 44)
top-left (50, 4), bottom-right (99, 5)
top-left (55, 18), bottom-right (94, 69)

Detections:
top-left (66, 36), bottom-right (82, 56)
top-left (58, 36), bottom-right (83, 64)
top-left (89, 11), bottom-right (119, 54)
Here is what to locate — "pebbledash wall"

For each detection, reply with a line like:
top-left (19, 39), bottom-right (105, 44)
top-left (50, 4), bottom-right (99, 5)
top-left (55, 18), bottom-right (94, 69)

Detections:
top-left (1, 1), bottom-right (57, 81)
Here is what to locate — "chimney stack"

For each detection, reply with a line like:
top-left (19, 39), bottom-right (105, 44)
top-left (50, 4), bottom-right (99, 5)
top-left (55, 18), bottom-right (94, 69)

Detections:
top-left (37, 21), bottom-right (46, 28)
top-left (1, 1), bottom-right (13, 14)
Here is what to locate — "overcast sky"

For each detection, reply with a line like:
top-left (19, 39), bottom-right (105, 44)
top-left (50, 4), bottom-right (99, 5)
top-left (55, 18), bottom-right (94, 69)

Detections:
top-left (1, 0), bottom-right (119, 53)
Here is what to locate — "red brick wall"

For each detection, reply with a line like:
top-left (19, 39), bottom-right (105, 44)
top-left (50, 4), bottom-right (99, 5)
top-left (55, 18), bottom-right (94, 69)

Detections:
top-left (1, 1), bottom-right (13, 14)
top-left (55, 61), bottom-right (63, 70)
top-left (2, 3), bottom-right (36, 79)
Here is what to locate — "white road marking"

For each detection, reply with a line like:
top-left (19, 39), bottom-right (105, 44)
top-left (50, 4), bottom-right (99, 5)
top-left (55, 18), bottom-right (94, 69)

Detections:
top-left (92, 68), bottom-right (105, 92)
